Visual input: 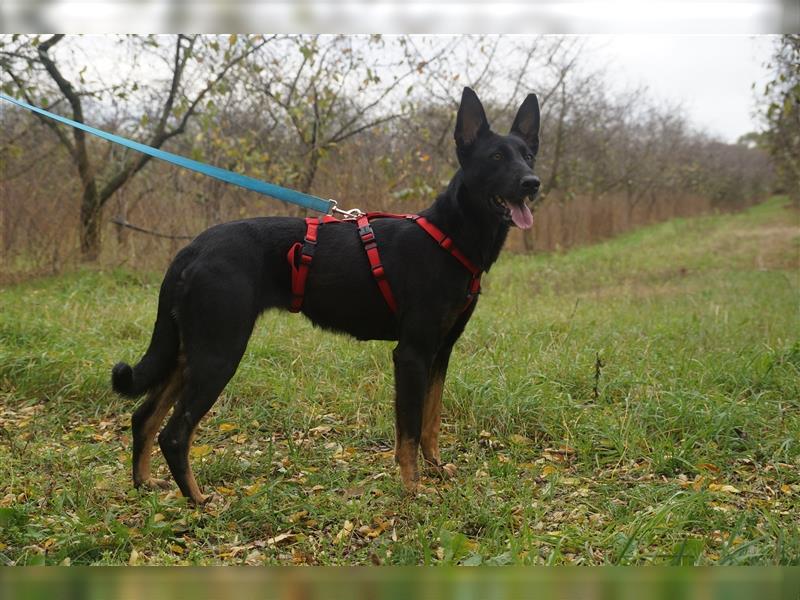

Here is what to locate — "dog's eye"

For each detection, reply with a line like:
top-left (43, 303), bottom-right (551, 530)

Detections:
top-left (525, 153), bottom-right (533, 161)
top-left (492, 152), bottom-right (503, 161)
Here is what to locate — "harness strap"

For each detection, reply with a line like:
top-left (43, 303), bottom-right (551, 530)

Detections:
top-left (408, 215), bottom-right (482, 309)
top-left (288, 216), bottom-right (322, 313)
top-left (287, 212), bottom-right (481, 314)
top-left (357, 214), bottom-right (398, 313)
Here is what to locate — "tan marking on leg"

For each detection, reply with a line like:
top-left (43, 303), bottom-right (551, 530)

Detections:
top-left (395, 436), bottom-right (419, 492)
top-left (421, 371), bottom-right (444, 468)
top-left (180, 467), bottom-right (209, 505)
top-left (132, 356), bottom-right (185, 488)
top-left (181, 419), bottom-right (209, 504)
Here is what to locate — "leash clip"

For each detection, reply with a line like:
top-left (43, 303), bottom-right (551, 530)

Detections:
top-left (329, 199), bottom-right (365, 219)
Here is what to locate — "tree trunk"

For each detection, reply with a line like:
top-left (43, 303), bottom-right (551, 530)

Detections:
top-left (79, 181), bottom-right (101, 261)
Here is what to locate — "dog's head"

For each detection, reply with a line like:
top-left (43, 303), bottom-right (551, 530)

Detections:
top-left (454, 87), bottom-right (541, 230)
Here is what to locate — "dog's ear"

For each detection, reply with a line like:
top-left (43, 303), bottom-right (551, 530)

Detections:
top-left (510, 93), bottom-right (540, 155)
top-left (455, 87), bottom-right (490, 151)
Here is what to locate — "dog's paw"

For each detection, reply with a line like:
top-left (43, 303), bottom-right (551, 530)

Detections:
top-left (399, 469), bottom-right (419, 494)
top-left (139, 477), bottom-right (171, 490)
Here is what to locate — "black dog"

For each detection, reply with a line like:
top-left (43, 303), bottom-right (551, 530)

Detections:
top-left (112, 87), bottom-right (541, 503)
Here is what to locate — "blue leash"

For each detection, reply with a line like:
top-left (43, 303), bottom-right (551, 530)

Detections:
top-left (0, 92), bottom-right (341, 216)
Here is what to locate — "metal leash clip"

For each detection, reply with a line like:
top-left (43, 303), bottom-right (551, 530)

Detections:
top-left (329, 199), bottom-right (365, 219)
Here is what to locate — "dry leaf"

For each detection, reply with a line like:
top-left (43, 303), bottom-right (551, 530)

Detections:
top-left (308, 425), bottom-right (332, 436)
top-left (697, 462), bottom-right (720, 473)
top-left (708, 483), bottom-right (741, 494)
top-left (267, 532), bottom-right (295, 546)
top-left (509, 434), bottom-right (531, 445)
top-left (190, 445), bottom-right (212, 458)
top-left (219, 423), bottom-right (237, 432)
top-left (244, 483), bottom-right (262, 496)
top-left (288, 510), bottom-right (308, 523)
top-left (343, 486), bottom-right (365, 498)
top-left (545, 446), bottom-right (575, 455)
top-left (334, 520), bottom-right (354, 544)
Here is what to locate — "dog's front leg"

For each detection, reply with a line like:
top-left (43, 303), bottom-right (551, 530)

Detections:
top-left (421, 345), bottom-right (451, 471)
top-left (392, 340), bottom-right (435, 493)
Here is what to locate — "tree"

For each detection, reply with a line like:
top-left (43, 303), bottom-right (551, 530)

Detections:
top-left (762, 34), bottom-right (800, 206)
top-left (0, 34), bottom-right (272, 260)
top-left (248, 35), bottom-right (455, 198)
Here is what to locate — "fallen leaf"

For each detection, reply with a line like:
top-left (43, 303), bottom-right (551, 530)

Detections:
top-left (267, 532), bottom-right (295, 546)
top-left (288, 510), bottom-right (308, 523)
top-left (343, 486), bottom-right (365, 498)
top-left (708, 483), bottom-right (741, 494)
top-left (190, 445), bottom-right (212, 458)
top-left (545, 446), bottom-right (575, 455)
top-left (219, 423), bottom-right (237, 432)
top-left (244, 483), bottom-right (262, 496)
top-left (334, 520), bottom-right (354, 544)
top-left (292, 549), bottom-right (312, 565)
top-left (308, 425), bottom-right (332, 436)
top-left (697, 462), bottom-right (720, 473)
top-left (509, 434), bottom-right (531, 445)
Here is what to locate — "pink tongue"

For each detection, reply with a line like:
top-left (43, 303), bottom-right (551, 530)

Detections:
top-left (509, 202), bottom-right (533, 229)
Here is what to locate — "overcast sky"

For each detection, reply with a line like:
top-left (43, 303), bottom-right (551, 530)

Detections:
top-left (585, 35), bottom-right (776, 142)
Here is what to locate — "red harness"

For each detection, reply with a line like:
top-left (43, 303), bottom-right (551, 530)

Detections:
top-left (287, 213), bottom-right (481, 315)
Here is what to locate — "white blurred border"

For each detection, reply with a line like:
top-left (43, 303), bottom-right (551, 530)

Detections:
top-left (1, 1), bottom-right (796, 34)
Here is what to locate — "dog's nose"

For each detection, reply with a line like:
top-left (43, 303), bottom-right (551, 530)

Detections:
top-left (520, 175), bottom-right (540, 195)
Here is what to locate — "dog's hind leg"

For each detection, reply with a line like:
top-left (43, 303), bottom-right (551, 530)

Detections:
top-left (158, 282), bottom-right (256, 504)
top-left (158, 349), bottom-right (248, 504)
top-left (131, 354), bottom-right (186, 490)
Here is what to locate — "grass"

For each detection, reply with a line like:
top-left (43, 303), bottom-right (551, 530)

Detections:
top-left (0, 196), bottom-right (798, 566)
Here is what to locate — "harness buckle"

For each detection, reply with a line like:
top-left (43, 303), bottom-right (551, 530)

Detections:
top-left (358, 224), bottom-right (375, 243)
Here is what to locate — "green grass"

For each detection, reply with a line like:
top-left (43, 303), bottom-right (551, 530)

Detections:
top-left (0, 196), bottom-right (798, 566)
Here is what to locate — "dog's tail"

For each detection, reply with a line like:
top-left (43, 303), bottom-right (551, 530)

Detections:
top-left (112, 280), bottom-right (181, 398)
